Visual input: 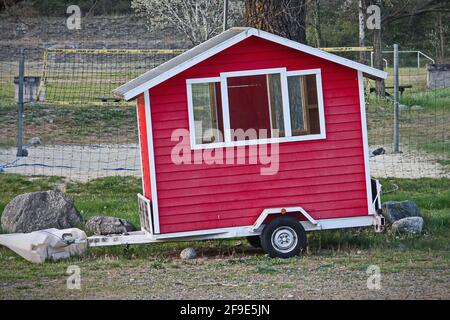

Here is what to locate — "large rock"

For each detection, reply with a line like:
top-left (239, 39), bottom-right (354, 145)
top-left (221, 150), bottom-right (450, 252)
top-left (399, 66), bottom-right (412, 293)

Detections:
top-left (85, 216), bottom-right (135, 235)
top-left (180, 247), bottom-right (197, 260)
top-left (391, 217), bottom-right (424, 234)
top-left (1, 190), bottom-right (82, 233)
top-left (381, 200), bottom-right (421, 224)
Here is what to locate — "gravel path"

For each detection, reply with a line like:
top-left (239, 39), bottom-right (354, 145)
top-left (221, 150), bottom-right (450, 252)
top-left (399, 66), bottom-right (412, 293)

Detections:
top-left (0, 144), bottom-right (141, 181)
top-left (1, 144), bottom-right (448, 181)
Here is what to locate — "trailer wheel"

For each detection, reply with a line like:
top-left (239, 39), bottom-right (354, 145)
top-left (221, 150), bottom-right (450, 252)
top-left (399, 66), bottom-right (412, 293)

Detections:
top-left (246, 236), bottom-right (261, 248)
top-left (261, 216), bottom-right (307, 258)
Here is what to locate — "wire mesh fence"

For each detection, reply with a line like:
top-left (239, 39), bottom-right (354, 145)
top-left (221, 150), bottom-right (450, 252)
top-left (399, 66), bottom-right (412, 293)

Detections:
top-left (0, 46), bottom-right (449, 181)
top-left (366, 50), bottom-right (449, 179)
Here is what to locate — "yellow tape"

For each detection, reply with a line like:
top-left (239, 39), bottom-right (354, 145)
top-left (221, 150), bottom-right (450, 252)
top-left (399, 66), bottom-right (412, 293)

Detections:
top-left (46, 49), bottom-right (186, 55)
top-left (320, 47), bottom-right (373, 52)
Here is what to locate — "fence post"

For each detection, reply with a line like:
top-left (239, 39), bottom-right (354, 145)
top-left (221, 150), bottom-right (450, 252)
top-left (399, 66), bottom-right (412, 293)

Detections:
top-left (223, 0), bottom-right (229, 31)
top-left (393, 44), bottom-right (400, 153)
top-left (16, 48), bottom-right (28, 157)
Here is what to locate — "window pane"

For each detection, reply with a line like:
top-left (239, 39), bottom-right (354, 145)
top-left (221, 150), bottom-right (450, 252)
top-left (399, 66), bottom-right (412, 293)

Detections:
top-left (192, 83), bottom-right (222, 144)
top-left (288, 74), bottom-right (321, 136)
top-left (267, 74), bottom-right (285, 137)
top-left (287, 76), bottom-right (306, 133)
top-left (227, 74), bottom-right (283, 141)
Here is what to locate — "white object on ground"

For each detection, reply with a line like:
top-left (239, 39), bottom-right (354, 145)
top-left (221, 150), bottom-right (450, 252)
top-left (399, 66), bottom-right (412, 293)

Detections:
top-left (0, 228), bottom-right (87, 263)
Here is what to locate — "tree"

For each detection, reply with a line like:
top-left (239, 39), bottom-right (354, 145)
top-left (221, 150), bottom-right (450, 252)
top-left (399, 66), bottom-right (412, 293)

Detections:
top-left (309, 0), bottom-right (322, 47)
top-left (244, 0), bottom-right (308, 44)
top-left (358, 0), bottom-right (368, 63)
top-left (131, 0), bottom-right (243, 46)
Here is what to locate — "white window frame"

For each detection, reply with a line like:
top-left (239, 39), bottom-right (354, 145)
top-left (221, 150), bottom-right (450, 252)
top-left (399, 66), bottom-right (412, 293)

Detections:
top-left (186, 77), bottom-right (221, 149)
top-left (186, 68), bottom-right (326, 150)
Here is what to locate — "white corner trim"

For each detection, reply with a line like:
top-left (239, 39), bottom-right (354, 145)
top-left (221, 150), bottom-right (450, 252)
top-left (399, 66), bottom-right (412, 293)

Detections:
top-left (121, 28), bottom-right (387, 100)
top-left (357, 71), bottom-right (375, 215)
top-left (251, 207), bottom-right (318, 231)
top-left (144, 90), bottom-right (161, 233)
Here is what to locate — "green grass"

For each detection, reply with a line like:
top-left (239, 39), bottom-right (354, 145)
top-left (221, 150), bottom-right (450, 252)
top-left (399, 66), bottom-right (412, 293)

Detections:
top-left (400, 87), bottom-right (450, 111)
top-left (0, 174), bottom-right (449, 299)
top-left (0, 103), bottom-right (138, 147)
top-left (1, 174), bottom-right (449, 252)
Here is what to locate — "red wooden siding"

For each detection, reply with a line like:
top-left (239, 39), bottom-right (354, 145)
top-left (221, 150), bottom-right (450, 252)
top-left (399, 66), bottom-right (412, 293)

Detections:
top-left (137, 94), bottom-right (151, 199)
top-left (148, 36), bottom-right (368, 234)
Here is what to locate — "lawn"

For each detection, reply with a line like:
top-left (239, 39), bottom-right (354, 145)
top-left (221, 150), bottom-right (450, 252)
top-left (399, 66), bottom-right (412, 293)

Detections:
top-left (0, 174), bottom-right (449, 299)
top-left (0, 103), bottom-right (138, 147)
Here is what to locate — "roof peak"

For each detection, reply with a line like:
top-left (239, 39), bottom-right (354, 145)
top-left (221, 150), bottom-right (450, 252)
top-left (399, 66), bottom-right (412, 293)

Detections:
top-left (114, 27), bottom-right (387, 100)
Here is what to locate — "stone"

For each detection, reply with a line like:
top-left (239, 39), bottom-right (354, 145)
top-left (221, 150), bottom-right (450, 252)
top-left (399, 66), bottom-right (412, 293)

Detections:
top-left (180, 247), bottom-right (197, 260)
top-left (1, 190), bottom-right (82, 233)
top-left (85, 216), bottom-right (135, 235)
top-left (410, 105), bottom-right (423, 111)
top-left (26, 136), bottom-right (42, 146)
top-left (391, 217), bottom-right (424, 234)
top-left (381, 200), bottom-right (421, 224)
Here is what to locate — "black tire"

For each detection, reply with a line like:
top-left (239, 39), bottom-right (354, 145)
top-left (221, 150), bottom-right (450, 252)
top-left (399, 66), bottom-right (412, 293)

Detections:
top-left (246, 235), bottom-right (262, 248)
top-left (261, 216), bottom-right (307, 258)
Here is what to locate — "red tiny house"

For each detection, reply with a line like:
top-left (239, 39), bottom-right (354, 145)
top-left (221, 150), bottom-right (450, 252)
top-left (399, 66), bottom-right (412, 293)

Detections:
top-left (112, 28), bottom-right (387, 257)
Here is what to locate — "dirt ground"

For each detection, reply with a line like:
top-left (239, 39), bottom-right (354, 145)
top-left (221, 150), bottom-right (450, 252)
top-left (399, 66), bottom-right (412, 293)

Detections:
top-left (0, 248), bottom-right (448, 300)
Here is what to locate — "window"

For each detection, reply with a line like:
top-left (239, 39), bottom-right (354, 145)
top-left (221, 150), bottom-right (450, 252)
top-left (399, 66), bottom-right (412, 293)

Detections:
top-left (226, 73), bottom-right (285, 141)
top-left (187, 68), bottom-right (325, 149)
top-left (189, 80), bottom-right (223, 144)
top-left (287, 74), bottom-right (321, 136)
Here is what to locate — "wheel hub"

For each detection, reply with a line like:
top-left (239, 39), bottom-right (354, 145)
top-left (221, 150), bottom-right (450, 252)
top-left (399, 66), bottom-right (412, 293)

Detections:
top-left (271, 226), bottom-right (298, 253)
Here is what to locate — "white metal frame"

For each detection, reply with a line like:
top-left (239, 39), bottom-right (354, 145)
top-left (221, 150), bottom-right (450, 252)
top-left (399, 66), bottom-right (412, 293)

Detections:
top-left (251, 207), bottom-right (318, 231)
top-left (370, 50), bottom-right (435, 69)
top-left (186, 68), bottom-right (326, 150)
top-left (121, 28), bottom-right (387, 100)
top-left (87, 210), bottom-right (378, 247)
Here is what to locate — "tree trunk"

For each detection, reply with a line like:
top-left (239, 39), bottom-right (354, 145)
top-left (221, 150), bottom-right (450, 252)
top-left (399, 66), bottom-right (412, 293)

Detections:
top-left (437, 11), bottom-right (445, 63)
top-left (313, 0), bottom-right (322, 47)
top-left (358, 0), bottom-right (367, 63)
top-left (373, 26), bottom-right (385, 97)
top-left (244, 0), bottom-right (307, 44)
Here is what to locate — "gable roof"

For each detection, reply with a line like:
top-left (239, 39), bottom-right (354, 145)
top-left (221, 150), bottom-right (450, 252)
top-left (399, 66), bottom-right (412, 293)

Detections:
top-left (114, 27), bottom-right (388, 101)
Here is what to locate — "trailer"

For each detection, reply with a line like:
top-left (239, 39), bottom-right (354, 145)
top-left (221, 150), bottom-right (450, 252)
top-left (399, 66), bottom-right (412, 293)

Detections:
top-left (1, 27), bottom-right (388, 262)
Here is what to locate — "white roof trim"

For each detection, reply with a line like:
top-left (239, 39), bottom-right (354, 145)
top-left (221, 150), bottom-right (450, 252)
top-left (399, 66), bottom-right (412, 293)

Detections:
top-left (121, 28), bottom-right (387, 100)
